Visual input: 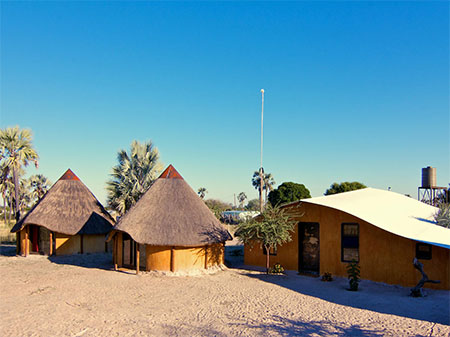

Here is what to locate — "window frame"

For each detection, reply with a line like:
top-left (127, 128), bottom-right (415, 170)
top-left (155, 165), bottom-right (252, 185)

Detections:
top-left (415, 242), bottom-right (432, 260)
top-left (341, 223), bottom-right (359, 263)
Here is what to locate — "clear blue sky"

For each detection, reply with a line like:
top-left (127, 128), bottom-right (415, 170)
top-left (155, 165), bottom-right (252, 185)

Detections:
top-left (1, 1), bottom-right (449, 205)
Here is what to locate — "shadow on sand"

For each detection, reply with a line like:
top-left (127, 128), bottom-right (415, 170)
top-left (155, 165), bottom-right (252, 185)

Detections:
top-left (241, 270), bottom-right (450, 326)
top-left (47, 252), bottom-right (114, 270)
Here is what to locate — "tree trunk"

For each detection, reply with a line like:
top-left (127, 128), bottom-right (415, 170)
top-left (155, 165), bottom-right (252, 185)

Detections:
top-left (8, 197), bottom-right (12, 223)
top-left (2, 195), bottom-right (6, 224)
top-left (259, 169), bottom-right (264, 213)
top-left (13, 167), bottom-right (20, 222)
top-left (411, 258), bottom-right (440, 296)
top-left (265, 245), bottom-right (270, 274)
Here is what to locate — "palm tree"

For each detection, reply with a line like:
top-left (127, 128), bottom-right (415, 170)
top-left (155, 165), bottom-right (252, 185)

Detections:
top-left (106, 140), bottom-right (162, 216)
top-left (0, 127), bottom-right (39, 221)
top-left (197, 187), bottom-right (207, 199)
top-left (28, 174), bottom-right (52, 203)
top-left (237, 192), bottom-right (247, 209)
top-left (252, 170), bottom-right (275, 207)
top-left (0, 162), bottom-right (13, 223)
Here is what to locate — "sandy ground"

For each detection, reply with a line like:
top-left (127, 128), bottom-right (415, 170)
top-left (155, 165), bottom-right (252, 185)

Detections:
top-left (0, 244), bottom-right (449, 337)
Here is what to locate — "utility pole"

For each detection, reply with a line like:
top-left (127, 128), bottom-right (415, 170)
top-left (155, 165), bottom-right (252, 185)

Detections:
top-left (259, 89), bottom-right (265, 213)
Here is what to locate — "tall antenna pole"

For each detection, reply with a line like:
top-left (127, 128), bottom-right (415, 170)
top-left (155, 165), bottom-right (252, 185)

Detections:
top-left (259, 89), bottom-right (265, 213)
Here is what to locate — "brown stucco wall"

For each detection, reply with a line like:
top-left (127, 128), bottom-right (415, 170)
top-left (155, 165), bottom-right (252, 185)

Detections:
top-left (146, 245), bottom-right (171, 271)
top-left (244, 203), bottom-right (450, 290)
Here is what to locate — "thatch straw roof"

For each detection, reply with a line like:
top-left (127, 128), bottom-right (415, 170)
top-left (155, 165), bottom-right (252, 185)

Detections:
top-left (11, 169), bottom-right (114, 235)
top-left (112, 165), bottom-right (231, 246)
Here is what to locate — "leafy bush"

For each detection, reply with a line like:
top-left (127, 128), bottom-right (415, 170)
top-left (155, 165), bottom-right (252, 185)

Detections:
top-left (434, 203), bottom-right (450, 228)
top-left (346, 260), bottom-right (360, 291)
top-left (269, 263), bottom-right (284, 274)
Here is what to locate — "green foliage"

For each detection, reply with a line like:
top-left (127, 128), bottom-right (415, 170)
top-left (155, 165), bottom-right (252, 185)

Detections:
top-left (245, 198), bottom-right (259, 211)
top-left (0, 126), bottom-right (39, 220)
top-left (235, 204), bottom-right (295, 272)
top-left (237, 192), bottom-right (247, 209)
top-left (268, 182), bottom-right (311, 207)
top-left (204, 199), bottom-right (232, 220)
top-left (346, 260), bottom-right (360, 291)
top-left (28, 174), bottom-right (52, 202)
top-left (269, 263), bottom-right (285, 274)
top-left (434, 203), bottom-right (450, 228)
top-left (321, 272), bottom-right (333, 282)
top-left (324, 182), bottom-right (367, 195)
top-left (106, 140), bottom-right (162, 216)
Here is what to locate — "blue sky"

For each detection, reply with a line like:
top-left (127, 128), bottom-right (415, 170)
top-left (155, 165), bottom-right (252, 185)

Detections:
top-left (1, 1), bottom-right (449, 205)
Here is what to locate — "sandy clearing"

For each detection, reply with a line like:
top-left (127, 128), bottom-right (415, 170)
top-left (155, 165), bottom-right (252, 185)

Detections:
top-left (0, 245), bottom-right (449, 337)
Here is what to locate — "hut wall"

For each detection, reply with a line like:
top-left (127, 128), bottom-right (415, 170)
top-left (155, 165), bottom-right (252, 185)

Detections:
top-left (55, 233), bottom-right (81, 255)
top-left (83, 234), bottom-right (109, 254)
top-left (19, 228), bottom-right (28, 255)
top-left (173, 246), bottom-right (205, 271)
top-left (244, 203), bottom-right (450, 290)
top-left (146, 246), bottom-right (172, 271)
top-left (206, 243), bottom-right (225, 268)
top-left (38, 227), bottom-right (51, 255)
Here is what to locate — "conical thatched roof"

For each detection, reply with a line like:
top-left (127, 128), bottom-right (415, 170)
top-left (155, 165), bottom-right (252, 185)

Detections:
top-left (11, 169), bottom-right (114, 235)
top-left (112, 165), bottom-right (231, 246)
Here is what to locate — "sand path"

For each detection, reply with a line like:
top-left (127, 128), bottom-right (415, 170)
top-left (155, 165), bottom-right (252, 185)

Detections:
top-left (0, 247), bottom-right (449, 336)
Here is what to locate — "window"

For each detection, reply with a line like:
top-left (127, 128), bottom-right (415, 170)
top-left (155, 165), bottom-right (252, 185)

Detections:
top-left (416, 243), bottom-right (432, 260)
top-left (262, 246), bottom-right (277, 256)
top-left (341, 223), bottom-right (359, 262)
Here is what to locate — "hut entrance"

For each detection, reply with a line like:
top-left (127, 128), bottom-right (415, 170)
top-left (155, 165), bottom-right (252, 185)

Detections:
top-left (29, 225), bottom-right (40, 253)
top-left (298, 222), bottom-right (320, 275)
top-left (122, 233), bottom-right (137, 268)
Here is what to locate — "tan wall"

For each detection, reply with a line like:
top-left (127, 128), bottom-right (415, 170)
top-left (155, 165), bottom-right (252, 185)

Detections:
top-left (146, 246), bottom-right (172, 271)
top-left (206, 244), bottom-right (225, 268)
top-left (82, 235), bottom-right (109, 254)
top-left (55, 233), bottom-right (81, 255)
top-left (244, 203), bottom-right (450, 290)
top-left (172, 247), bottom-right (205, 271)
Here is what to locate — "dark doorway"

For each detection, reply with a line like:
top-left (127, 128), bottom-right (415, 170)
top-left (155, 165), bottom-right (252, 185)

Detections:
top-left (122, 233), bottom-right (136, 267)
top-left (29, 225), bottom-right (40, 253)
top-left (298, 222), bottom-right (320, 274)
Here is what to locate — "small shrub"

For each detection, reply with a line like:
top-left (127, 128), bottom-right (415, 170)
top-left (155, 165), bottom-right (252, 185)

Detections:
top-left (269, 263), bottom-right (284, 274)
top-left (346, 260), bottom-right (360, 291)
top-left (321, 272), bottom-right (333, 282)
top-left (435, 203), bottom-right (450, 228)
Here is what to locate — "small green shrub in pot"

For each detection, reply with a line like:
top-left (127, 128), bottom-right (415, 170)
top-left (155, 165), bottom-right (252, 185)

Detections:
top-left (269, 263), bottom-right (285, 274)
top-left (347, 260), bottom-right (360, 291)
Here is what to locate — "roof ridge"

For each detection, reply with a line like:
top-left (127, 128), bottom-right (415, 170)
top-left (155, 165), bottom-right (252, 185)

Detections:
top-left (159, 164), bottom-right (183, 180)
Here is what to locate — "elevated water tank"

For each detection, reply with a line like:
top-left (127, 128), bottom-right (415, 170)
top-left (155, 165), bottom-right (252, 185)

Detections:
top-left (421, 166), bottom-right (436, 188)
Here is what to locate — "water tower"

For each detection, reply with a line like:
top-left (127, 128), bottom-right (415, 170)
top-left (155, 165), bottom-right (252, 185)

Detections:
top-left (418, 166), bottom-right (448, 206)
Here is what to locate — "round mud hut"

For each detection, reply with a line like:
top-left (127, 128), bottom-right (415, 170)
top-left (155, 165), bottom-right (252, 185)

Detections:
top-left (11, 169), bottom-right (115, 256)
top-left (109, 165), bottom-right (231, 273)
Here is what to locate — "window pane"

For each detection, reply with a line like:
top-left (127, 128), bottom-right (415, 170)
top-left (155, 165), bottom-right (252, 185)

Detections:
top-left (343, 248), bottom-right (359, 262)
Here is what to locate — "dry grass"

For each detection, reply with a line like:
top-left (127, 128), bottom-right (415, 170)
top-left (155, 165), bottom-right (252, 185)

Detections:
top-left (0, 220), bottom-right (16, 243)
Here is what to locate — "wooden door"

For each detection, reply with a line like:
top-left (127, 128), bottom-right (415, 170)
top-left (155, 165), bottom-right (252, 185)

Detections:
top-left (298, 222), bottom-right (320, 274)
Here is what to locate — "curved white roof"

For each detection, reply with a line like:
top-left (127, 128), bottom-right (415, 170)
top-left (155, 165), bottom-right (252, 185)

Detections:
top-left (299, 188), bottom-right (450, 249)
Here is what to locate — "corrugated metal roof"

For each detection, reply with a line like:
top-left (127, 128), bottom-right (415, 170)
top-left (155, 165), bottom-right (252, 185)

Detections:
top-left (296, 188), bottom-right (450, 249)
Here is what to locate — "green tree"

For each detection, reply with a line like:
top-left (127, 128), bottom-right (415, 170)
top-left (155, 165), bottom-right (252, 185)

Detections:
top-left (0, 126), bottom-right (39, 221)
top-left (324, 182), bottom-right (367, 195)
top-left (245, 198), bottom-right (260, 211)
top-left (106, 140), bottom-right (162, 216)
top-left (252, 170), bottom-right (276, 206)
top-left (204, 199), bottom-right (233, 219)
top-left (235, 204), bottom-right (295, 273)
top-left (268, 182), bottom-right (311, 207)
top-left (28, 174), bottom-right (52, 203)
top-left (197, 187), bottom-right (207, 199)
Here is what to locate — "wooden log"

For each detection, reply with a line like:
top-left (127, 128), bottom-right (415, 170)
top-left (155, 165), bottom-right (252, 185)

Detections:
top-left (170, 247), bottom-right (175, 272)
top-left (80, 234), bottom-right (84, 254)
top-left (25, 227), bottom-right (29, 257)
top-left (136, 243), bottom-right (140, 275)
top-left (49, 232), bottom-right (53, 256)
top-left (411, 258), bottom-right (440, 297)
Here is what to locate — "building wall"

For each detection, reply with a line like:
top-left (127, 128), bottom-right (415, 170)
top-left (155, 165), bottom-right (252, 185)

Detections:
top-left (115, 234), bottom-right (226, 272)
top-left (244, 203), bottom-right (450, 290)
top-left (55, 233), bottom-right (81, 255)
top-left (82, 234), bottom-right (110, 254)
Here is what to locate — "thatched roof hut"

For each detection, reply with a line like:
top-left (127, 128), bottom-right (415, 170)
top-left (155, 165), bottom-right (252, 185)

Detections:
top-left (111, 165), bottom-right (231, 273)
top-left (12, 169), bottom-right (114, 256)
top-left (112, 164), bottom-right (230, 246)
